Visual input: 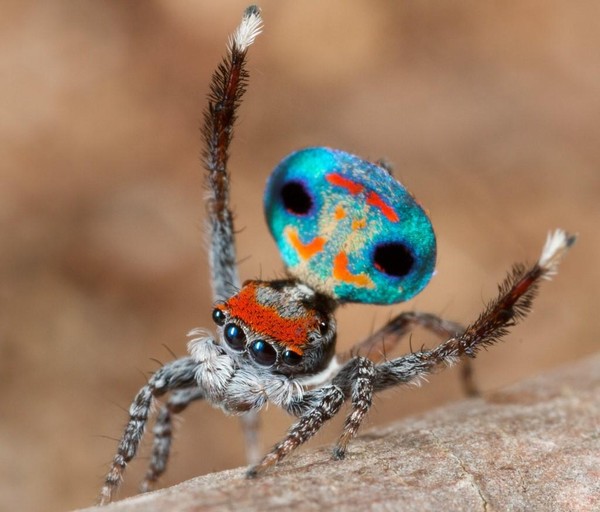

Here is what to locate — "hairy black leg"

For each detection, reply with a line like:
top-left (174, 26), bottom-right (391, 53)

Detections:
top-left (99, 357), bottom-right (198, 505)
top-left (341, 311), bottom-right (479, 395)
top-left (331, 357), bottom-right (375, 460)
top-left (139, 387), bottom-right (205, 493)
top-left (372, 231), bottom-right (575, 392)
top-left (342, 312), bottom-right (463, 362)
top-left (202, 5), bottom-right (262, 302)
top-left (246, 386), bottom-right (346, 478)
top-left (201, 6), bottom-right (264, 464)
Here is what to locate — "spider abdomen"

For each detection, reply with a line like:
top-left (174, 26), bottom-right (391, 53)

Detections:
top-left (264, 147), bottom-right (436, 304)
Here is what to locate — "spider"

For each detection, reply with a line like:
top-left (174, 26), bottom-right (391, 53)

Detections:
top-left (99, 6), bottom-right (575, 505)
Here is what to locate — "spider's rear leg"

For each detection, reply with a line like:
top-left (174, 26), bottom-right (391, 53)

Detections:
top-left (372, 230), bottom-right (576, 393)
top-left (331, 357), bottom-right (375, 460)
top-left (99, 357), bottom-right (198, 505)
top-left (342, 311), bottom-right (478, 396)
top-left (140, 386), bottom-right (205, 493)
top-left (246, 386), bottom-right (346, 478)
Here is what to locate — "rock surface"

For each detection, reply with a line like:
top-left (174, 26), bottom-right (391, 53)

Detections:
top-left (80, 354), bottom-right (600, 512)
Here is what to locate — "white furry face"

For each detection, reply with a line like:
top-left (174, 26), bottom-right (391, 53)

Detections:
top-left (188, 333), bottom-right (306, 413)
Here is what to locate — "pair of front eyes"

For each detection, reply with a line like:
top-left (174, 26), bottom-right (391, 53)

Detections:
top-left (212, 308), bottom-right (302, 367)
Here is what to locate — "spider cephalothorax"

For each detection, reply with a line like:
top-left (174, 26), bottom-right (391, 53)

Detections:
top-left (212, 279), bottom-right (338, 378)
top-left (99, 6), bottom-right (575, 505)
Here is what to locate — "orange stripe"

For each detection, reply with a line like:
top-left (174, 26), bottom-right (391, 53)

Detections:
top-left (326, 173), bottom-right (364, 195)
top-left (225, 283), bottom-right (311, 353)
top-left (333, 252), bottom-right (372, 287)
top-left (366, 191), bottom-right (399, 222)
top-left (286, 227), bottom-right (326, 261)
top-left (352, 218), bottom-right (366, 230)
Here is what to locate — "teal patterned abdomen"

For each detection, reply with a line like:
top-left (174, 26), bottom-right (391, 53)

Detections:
top-left (264, 147), bottom-right (436, 304)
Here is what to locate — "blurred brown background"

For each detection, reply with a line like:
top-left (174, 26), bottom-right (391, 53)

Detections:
top-left (1, 1), bottom-right (598, 511)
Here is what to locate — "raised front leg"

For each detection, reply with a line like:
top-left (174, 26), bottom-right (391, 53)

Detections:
top-left (202, 5), bottom-right (262, 302)
top-left (201, 6), bottom-right (263, 461)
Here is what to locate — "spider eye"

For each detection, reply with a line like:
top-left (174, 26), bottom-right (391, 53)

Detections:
top-left (282, 349), bottom-right (302, 366)
top-left (249, 340), bottom-right (277, 366)
top-left (281, 181), bottom-right (312, 215)
top-left (224, 323), bottom-right (245, 351)
top-left (212, 308), bottom-right (226, 326)
top-left (318, 319), bottom-right (328, 336)
top-left (373, 242), bottom-right (414, 277)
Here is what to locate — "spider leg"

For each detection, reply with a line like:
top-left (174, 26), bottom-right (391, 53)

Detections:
top-left (331, 357), bottom-right (375, 460)
top-left (459, 354), bottom-right (478, 397)
top-left (99, 357), bottom-right (198, 505)
top-left (201, 6), bottom-right (264, 463)
top-left (240, 410), bottom-right (261, 465)
top-left (202, 5), bottom-right (262, 302)
top-left (372, 230), bottom-right (576, 393)
top-left (246, 386), bottom-right (346, 478)
top-left (341, 311), bottom-right (464, 361)
top-left (340, 311), bottom-right (479, 396)
top-left (139, 386), bottom-right (205, 493)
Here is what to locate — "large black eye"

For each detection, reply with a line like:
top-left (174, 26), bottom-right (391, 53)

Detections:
top-left (318, 318), bottom-right (328, 336)
top-left (282, 350), bottom-right (302, 366)
top-left (249, 340), bottom-right (277, 366)
top-left (212, 308), bottom-right (226, 326)
top-left (373, 242), bottom-right (414, 277)
top-left (224, 323), bottom-right (245, 351)
top-left (281, 181), bottom-right (312, 215)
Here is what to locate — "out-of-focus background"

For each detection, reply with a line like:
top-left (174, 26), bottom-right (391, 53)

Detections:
top-left (1, 1), bottom-right (598, 510)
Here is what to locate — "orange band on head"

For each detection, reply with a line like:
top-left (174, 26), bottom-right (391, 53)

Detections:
top-left (224, 283), bottom-right (316, 353)
top-left (333, 252), bottom-right (372, 287)
top-left (366, 191), bottom-right (399, 222)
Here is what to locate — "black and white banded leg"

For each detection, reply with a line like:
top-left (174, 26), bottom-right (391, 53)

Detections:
top-left (140, 386), bottom-right (205, 493)
top-left (331, 357), bottom-right (375, 460)
top-left (373, 231), bottom-right (577, 393)
top-left (246, 386), bottom-right (346, 478)
top-left (342, 311), bottom-right (478, 396)
top-left (99, 357), bottom-right (199, 505)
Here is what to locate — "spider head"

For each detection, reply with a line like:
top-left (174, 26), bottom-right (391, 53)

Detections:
top-left (211, 279), bottom-right (337, 377)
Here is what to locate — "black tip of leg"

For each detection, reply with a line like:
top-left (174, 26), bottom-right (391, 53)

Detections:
top-left (246, 466), bottom-right (259, 479)
top-left (331, 446), bottom-right (346, 460)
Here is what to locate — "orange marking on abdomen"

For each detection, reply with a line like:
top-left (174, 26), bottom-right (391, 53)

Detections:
top-left (333, 252), bottom-right (373, 287)
top-left (351, 218), bottom-right (366, 230)
top-left (286, 227), bottom-right (326, 261)
top-left (366, 191), bottom-right (399, 222)
top-left (334, 205), bottom-right (346, 220)
top-left (326, 173), bottom-right (364, 195)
